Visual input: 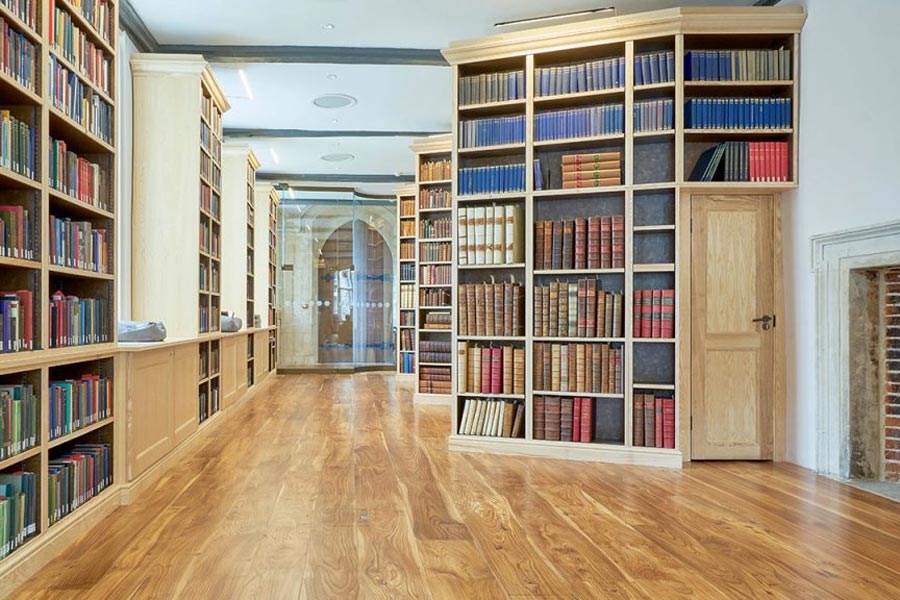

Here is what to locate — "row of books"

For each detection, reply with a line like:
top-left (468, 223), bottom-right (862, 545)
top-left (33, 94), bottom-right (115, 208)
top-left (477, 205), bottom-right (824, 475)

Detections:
top-left (535, 215), bottom-right (625, 270)
top-left (458, 281), bottom-right (524, 337)
top-left (399, 219), bottom-right (415, 237)
top-left (634, 99), bottom-right (674, 133)
top-left (48, 375), bottom-right (112, 440)
top-left (400, 284), bottom-right (415, 309)
top-left (535, 57), bottom-right (626, 97)
top-left (633, 393), bottom-right (675, 448)
top-left (533, 342), bottom-right (623, 395)
top-left (49, 138), bottom-right (110, 210)
top-left (0, 471), bottom-right (36, 559)
top-left (690, 141), bottom-right (789, 183)
top-left (420, 158), bottom-right (451, 182)
top-left (458, 344), bottom-right (525, 396)
top-left (0, 204), bottom-right (34, 260)
top-left (49, 291), bottom-right (108, 348)
top-left (48, 443), bottom-right (112, 526)
top-left (399, 311), bottom-right (415, 327)
top-left (0, 18), bottom-right (36, 93)
top-left (534, 396), bottom-right (595, 443)
top-left (49, 57), bottom-right (114, 144)
top-left (400, 240), bottom-right (414, 260)
top-left (459, 115), bottom-right (525, 149)
top-left (48, 216), bottom-right (110, 273)
top-left (458, 164), bottom-right (526, 196)
top-left (0, 1), bottom-right (37, 30)
top-left (685, 97), bottom-right (791, 130)
top-left (419, 365), bottom-right (450, 394)
top-left (399, 262), bottom-right (415, 282)
top-left (399, 328), bottom-right (414, 351)
top-left (200, 182), bottom-right (219, 219)
top-left (201, 154), bottom-right (221, 189)
top-left (458, 70), bottom-right (525, 107)
top-left (199, 220), bottom-right (220, 256)
top-left (422, 311), bottom-right (450, 330)
top-left (535, 281), bottom-right (624, 339)
top-left (633, 289), bottom-right (675, 338)
top-left (0, 289), bottom-right (33, 352)
top-left (198, 381), bottom-right (220, 422)
top-left (419, 240), bottom-right (451, 262)
top-left (457, 398), bottom-right (524, 438)
top-left (634, 50), bottom-right (676, 86)
top-left (457, 204), bottom-right (525, 266)
top-left (399, 353), bottom-right (415, 374)
top-left (563, 151), bottom-right (622, 189)
top-left (399, 198), bottom-right (415, 217)
top-left (0, 109), bottom-right (36, 179)
top-left (70, 0), bottom-right (113, 44)
top-left (534, 103), bottom-right (624, 142)
top-left (420, 264), bottom-right (450, 286)
top-left (0, 383), bottom-right (37, 459)
top-left (420, 217), bottom-right (452, 239)
top-left (198, 262), bottom-right (219, 293)
top-left (50, 6), bottom-right (112, 95)
top-left (685, 49), bottom-right (791, 82)
top-left (420, 340), bottom-right (451, 364)
top-left (419, 288), bottom-right (449, 307)
top-left (419, 188), bottom-right (450, 209)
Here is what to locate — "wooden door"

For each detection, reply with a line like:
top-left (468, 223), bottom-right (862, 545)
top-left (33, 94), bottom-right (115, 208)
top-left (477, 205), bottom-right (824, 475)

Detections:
top-left (691, 195), bottom-right (774, 459)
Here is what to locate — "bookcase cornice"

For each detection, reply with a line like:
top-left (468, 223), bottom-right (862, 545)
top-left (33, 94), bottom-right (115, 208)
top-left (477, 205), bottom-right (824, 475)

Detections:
top-left (394, 184), bottom-right (417, 196)
top-left (131, 53), bottom-right (208, 75)
top-left (410, 133), bottom-right (453, 156)
top-left (442, 6), bottom-right (806, 65)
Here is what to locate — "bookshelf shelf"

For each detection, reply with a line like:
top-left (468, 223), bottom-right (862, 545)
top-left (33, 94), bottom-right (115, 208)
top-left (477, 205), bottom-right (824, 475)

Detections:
top-left (0, 256), bottom-right (40, 270)
top-left (419, 362), bottom-right (452, 367)
top-left (633, 263), bottom-right (676, 273)
top-left (685, 128), bottom-right (793, 136)
top-left (47, 417), bottom-right (115, 450)
top-left (421, 237), bottom-right (453, 243)
top-left (458, 143), bottom-right (526, 156)
top-left (0, 166), bottom-right (41, 191)
top-left (421, 178), bottom-right (452, 185)
top-left (535, 391), bottom-right (625, 399)
top-left (634, 224), bottom-right (676, 232)
top-left (47, 484), bottom-right (116, 531)
top-left (457, 192), bottom-right (526, 203)
top-left (0, 4), bottom-right (39, 42)
top-left (535, 337), bottom-right (625, 343)
top-left (420, 260), bottom-right (453, 266)
top-left (534, 268), bottom-right (624, 275)
top-left (0, 446), bottom-right (42, 472)
top-left (419, 305), bottom-right (451, 310)
top-left (684, 80), bottom-right (793, 88)
top-left (634, 129), bottom-right (675, 139)
top-left (459, 98), bottom-right (527, 114)
top-left (634, 383), bottom-right (676, 390)
top-left (534, 87), bottom-right (625, 106)
top-left (634, 81), bottom-right (676, 92)
top-left (0, 68), bottom-right (42, 105)
top-left (634, 338), bottom-right (676, 343)
top-left (47, 265), bottom-right (114, 280)
top-left (534, 133), bottom-right (625, 149)
top-left (458, 336), bottom-right (526, 341)
top-left (533, 185), bottom-right (627, 197)
top-left (458, 393), bottom-right (525, 399)
top-left (459, 263), bottom-right (526, 270)
top-left (48, 188), bottom-right (115, 219)
top-left (48, 106), bottom-right (115, 153)
top-left (418, 207), bottom-right (452, 214)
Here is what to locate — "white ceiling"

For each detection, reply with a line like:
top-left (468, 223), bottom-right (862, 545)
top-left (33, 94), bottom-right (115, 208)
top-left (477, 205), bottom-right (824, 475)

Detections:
top-left (130, 0), bottom-right (756, 194)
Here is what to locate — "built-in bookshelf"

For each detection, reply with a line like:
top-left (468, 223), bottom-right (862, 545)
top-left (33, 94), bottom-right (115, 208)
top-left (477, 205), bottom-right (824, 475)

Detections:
top-left (267, 187), bottom-right (278, 371)
top-left (0, 0), bottom-right (119, 569)
top-left (395, 184), bottom-right (417, 379)
top-left (199, 78), bottom-right (224, 336)
top-left (443, 7), bottom-right (803, 467)
top-left (245, 154), bottom-right (258, 328)
top-left (412, 135), bottom-right (454, 404)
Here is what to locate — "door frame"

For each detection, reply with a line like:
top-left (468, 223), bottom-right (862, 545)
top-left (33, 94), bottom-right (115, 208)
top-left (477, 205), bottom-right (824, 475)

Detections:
top-left (680, 192), bottom-right (786, 462)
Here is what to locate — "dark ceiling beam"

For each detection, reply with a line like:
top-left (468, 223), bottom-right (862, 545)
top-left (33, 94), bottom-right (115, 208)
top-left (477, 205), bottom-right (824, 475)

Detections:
top-left (753, 0), bottom-right (782, 5)
top-left (225, 128), bottom-right (448, 139)
top-left (120, 0), bottom-right (160, 52)
top-left (259, 173), bottom-right (414, 184)
top-left (156, 45), bottom-right (448, 66)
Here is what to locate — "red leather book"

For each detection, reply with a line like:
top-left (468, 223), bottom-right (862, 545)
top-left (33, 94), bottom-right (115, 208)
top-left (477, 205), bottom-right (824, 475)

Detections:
top-left (560, 397), bottom-right (573, 442)
top-left (474, 284), bottom-right (485, 336)
top-left (494, 283), bottom-right (504, 338)
top-left (661, 289), bottom-right (675, 338)
top-left (633, 394), bottom-right (644, 446)
top-left (481, 347), bottom-right (492, 393)
top-left (597, 290), bottom-right (607, 338)
top-left (587, 216), bottom-right (601, 269)
top-left (600, 217), bottom-right (612, 269)
top-left (663, 397), bottom-right (676, 449)
top-left (749, 141), bottom-right (758, 182)
top-left (633, 290), bottom-right (643, 338)
top-left (484, 282), bottom-right (495, 337)
top-left (651, 289), bottom-right (662, 338)
top-left (643, 394), bottom-right (655, 447)
top-left (545, 396), bottom-right (561, 441)
top-left (611, 215), bottom-right (625, 269)
top-left (512, 284), bottom-right (523, 335)
top-left (574, 217), bottom-right (586, 270)
top-left (491, 347), bottom-right (503, 394)
top-left (572, 396), bottom-right (582, 442)
top-left (534, 396), bottom-right (545, 440)
top-left (503, 283), bottom-right (513, 336)
top-left (655, 396), bottom-right (664, 448)
top-left (535, 221), bottom-right (545, 270)
top-left (551, 221), bottom-right (563, 270)
top-left (580, 398), bottom-right (593, 442)
top-left (641, 291), bottom-right (653, 338)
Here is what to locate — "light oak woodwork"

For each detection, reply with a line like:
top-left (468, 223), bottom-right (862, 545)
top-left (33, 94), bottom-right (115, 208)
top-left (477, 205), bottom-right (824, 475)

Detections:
top-left (9, 373), bottom-right (900, 600)
top-left (221, 334), bottom-right (241, 408)
top-left (172, 343), bottom-right (200, 445)
top-left (254, 331), bottom-right (269, 380)
top-left (691, 195), bottom-right (774, 459)
top-left (127, 349), bottom-right (174, 479)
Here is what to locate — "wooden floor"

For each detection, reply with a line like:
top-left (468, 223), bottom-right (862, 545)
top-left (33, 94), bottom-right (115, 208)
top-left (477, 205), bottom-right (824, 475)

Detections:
top-left (11, 373), bottom-right (900, 599)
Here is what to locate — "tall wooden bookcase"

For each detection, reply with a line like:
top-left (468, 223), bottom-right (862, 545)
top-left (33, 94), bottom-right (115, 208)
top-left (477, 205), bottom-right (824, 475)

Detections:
top-left (253, 184), bottom-right (278, 372)
top-left (0, 0), bottom-right (120, 575)
top-left (395, 184), bottom-right (416, 381)
top-left (442, 6), bottom-right (804, 467)
top-left (412, 135), bottom-right (454, 405)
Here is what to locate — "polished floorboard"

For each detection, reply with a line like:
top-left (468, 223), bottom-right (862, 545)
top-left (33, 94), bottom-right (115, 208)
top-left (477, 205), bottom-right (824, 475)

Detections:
top-left (12, 373), bottom-right (900, 599)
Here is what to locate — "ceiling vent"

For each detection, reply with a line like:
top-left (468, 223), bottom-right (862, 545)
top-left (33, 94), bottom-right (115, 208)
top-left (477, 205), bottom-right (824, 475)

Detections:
top-left (313, 94), bottom-right (357, 109)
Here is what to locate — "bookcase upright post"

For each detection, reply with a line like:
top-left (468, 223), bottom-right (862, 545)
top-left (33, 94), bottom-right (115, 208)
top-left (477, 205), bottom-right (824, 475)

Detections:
top-left (395, 184), bottom-right (417, 381)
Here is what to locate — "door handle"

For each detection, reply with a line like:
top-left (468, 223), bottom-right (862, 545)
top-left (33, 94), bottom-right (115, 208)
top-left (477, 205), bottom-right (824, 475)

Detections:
top-left (752, 314), bottom-right (775, 331)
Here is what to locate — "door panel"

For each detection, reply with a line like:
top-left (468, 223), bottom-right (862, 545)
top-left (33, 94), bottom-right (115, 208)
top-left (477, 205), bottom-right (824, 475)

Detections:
top-left (692, 194), bottom-right (774, 460)
top-left (129, 349), bottom-right (173, 479)
top-left (172, 343), bottom-right (199, 444)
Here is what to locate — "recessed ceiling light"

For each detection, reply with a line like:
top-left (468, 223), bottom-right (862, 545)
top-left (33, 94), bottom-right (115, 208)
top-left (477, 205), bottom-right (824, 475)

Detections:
top-left (327, 74), bottom-right (338, 80)
top-left (321, 153), bottom-right (355, 162)
top-left (312, 94), bottom-right (357, 109)
top-left (322, 23), bottom-right (335, 29)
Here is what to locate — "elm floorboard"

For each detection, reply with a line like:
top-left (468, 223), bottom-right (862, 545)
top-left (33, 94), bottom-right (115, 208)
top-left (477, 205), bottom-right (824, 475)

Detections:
top-left (10, 373), bottom-right (900, 599)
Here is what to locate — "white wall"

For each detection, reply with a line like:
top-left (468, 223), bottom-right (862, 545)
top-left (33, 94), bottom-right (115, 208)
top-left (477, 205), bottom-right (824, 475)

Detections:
top-left (782, 0), bottom-right (900, 467)
top-left (116, 32), bottom-right (138, 320)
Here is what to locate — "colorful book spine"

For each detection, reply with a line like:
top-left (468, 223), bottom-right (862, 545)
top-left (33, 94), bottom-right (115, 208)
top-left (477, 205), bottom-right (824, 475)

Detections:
top-left (0, 0), bottom-right (38, 30)
top-left (48, 375), bottom-right (112, 440)
top-left (0, 383), bottom-right (37, 458)
top-left (535, 57), bottom-right (626, 96)
top-left (0, 17), bottom-right (37, 92)
top-left (533, 342), bottom-right (624, 394)
top-left (419, 159), bottom-right (451, 181)
top-left (634, 50), bottom-right (675, 85)
top-left (458, 164), bottom-right (526, 196)
top-left (419, 217), bottom-right (453, 239)
top-left (459, 344), bottom-right (525, 394)
top-left (634, 99), bottom-right (674, 132)
top-left (48, 216), bottom-right (110, 273)
top-left (419, 264), bottom-right (451, 286)
top-left (48, 290), bottom-right (108, 348)
top-left (458, 398), bottom-right (525, 438)
top-left (534, 281), bottom-right (623, 338)
top-left (685, 97), bottom-right (791, 130)
top-left (0, 470), bottom-right (37, 557)
top-left (458, 70), bottom-right (525, 106)
top-left (689, 141), bottom-right (790, 183)
top-left (0, 109), bottom-right (36, 179)
top-left (534, 103), bottom-right (624, 142)
top-left (0, 204), bottom-right (34, 260)
top-left (685, 49), bottom-right (791, 82)
top-left (632, 393), bottom-right (675, 449)
top-left (47, 443), bottom-right (112, 526)
top-left (49, 55), bottom-right (113, 143)
top-left (418, 187), bottom-right (451, 209)
top-left (459, 115), bottom-right (525, 148)
top-left (50, 6), bottom-right (112, 95)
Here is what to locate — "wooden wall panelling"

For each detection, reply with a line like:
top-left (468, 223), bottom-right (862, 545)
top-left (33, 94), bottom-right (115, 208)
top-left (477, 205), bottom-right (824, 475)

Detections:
top-left (221, 335), bottom-right (240, 408)
top-left (173, 343), bottom-right (200, 445)
top-left (127, 348), bottom-right (175, 480)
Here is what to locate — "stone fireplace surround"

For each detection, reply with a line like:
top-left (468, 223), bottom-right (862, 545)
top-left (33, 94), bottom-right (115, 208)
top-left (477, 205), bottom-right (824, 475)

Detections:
top-left (812, 220), bottom-right (900, 481)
